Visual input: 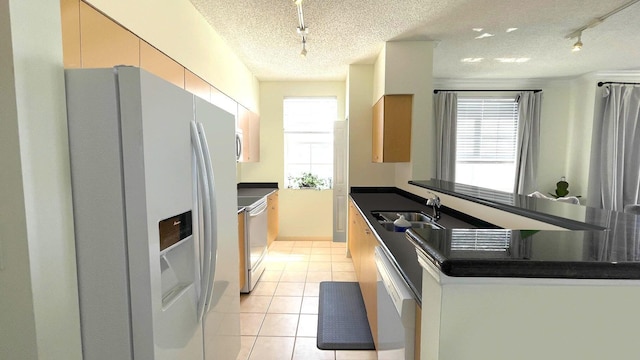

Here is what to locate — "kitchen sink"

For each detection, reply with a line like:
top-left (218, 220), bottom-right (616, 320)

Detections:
top-left (371, 211), bottom-right (444, 231)
top-left (374, 211), bottom-right (433, 223)
top-left (378, 221), bottom-right (443, 231)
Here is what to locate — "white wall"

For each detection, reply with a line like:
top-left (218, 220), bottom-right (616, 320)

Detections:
top-left (348, 64), bottom-right (396, 187)
top-left (0, 0), bottom-right (82, 358)
top-left (244, 81), bottom-right (346, 240)
top-left (370, 41), bottom-right (435, 192)
top-left (535, 80), bottom-right (573, 194)
top-left (86, 0), bottom-right (260, 112)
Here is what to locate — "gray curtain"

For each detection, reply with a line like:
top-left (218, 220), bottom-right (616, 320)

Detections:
top-left (434, 91), bottom-right (457, 181)
top-left (587, 84), bottom-right (640, 211)
top-left (513, 91), bottom-right (542, 195)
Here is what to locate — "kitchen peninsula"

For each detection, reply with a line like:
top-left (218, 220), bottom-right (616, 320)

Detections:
top-left (350, 181), bottom-right (640, 360)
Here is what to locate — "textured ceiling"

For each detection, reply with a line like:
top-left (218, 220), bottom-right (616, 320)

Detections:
top-left (189, 0), bottom-right (640, 81)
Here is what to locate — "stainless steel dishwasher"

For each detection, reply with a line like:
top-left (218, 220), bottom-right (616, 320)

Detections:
top-left (375, 246), bottom-right (416, 360)
top-left (239, 196), bottom-right (268, 293)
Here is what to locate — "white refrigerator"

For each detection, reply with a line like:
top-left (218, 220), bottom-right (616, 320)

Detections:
top-left (65, 66), bottom-right (240, 360)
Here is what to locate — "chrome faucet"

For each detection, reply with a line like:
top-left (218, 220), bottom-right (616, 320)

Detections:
top-left (425, 191), bottom-right (441, 220)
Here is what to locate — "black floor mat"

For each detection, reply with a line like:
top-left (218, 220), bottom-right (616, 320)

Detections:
top-left (317, 281), bottom-right (375, 350)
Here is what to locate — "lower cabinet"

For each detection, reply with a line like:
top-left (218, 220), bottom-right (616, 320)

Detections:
top-left (267, 191), bottom-right (279, 247)
top-left (238, 211), bottom-right (245, 291)
top-left (415, 304), bottom-right (422, 360)
top-left (348, 198), bottom-right (378, 348)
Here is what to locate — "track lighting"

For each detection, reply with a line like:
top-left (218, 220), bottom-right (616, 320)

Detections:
top-left (572, 33), bottom-right (583, 52)
top-left (294, 0), bottom-right (308, 56)
top-left (565, 0), bottom-right (640, 52)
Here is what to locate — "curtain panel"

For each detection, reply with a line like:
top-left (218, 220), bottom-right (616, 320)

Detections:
top-left (588, 84), bottom-right (640, 211)
top-left (513, 91), bottom-right (542, 195)
top-left (434, 91), bottom-right (457, 181)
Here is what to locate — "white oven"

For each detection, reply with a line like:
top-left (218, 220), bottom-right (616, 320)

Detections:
top-left (239, 196), bottom-right (268, 293)
top-left (375, 246), bottom-right (416, 360)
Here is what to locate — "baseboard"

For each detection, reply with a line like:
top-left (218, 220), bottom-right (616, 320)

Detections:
top-left (276, 236), bottom-right (333, 242)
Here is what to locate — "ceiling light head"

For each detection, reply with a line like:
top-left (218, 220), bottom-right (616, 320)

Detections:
top-left (300, 38), bottom-right (307, 57)
top-left (572, 34), bottom-right (583, 52)
top-left (475, 33), bottom-right (494, 39)
top-left (506, 28), bottom-right (518, 33)
top-left (293, 0), bottom-right (303, 4)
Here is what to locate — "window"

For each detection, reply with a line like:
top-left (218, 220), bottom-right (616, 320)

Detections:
top-left (283, 97), bottom-right (337, 189)
top-left (455, 97), bottom-right (518, 193)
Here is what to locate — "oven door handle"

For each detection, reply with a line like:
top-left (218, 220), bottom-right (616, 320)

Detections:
top-left (248, 200), bottom-right (268, 217)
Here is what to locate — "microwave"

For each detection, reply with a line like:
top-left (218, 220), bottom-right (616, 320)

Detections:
top-left (235, 129), bottom-right (243, 162)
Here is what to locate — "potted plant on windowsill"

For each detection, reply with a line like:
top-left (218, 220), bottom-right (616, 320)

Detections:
top-left (287, 172), bottom-right (330, 190)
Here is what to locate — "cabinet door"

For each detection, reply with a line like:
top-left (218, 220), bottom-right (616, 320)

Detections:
top-left (361, 224), bottom-right (378, 347)
top-left (238, 212), bottom-right (246, 291)
top-left (372, 95), bottom-right (412, 163)
top-left (237, 105), bottom-right (260, 162)
top-left (79, 2), bottom-right (139, 68)
top-left (267, 191), bottom-right (279, 246)
top-left (348, 199), bottom-right (360, 277)
top-left (372, 97), bottom-right (385, 162)
top-left (60, 0), bottom-right (81, 68)
top-left (140, 41), bottom-right (185, 89)
top-left (185, 70), bottom-right (211, 102)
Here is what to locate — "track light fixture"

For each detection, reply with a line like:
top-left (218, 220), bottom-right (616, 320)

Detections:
top-left (572, 33), bottom-right (583, 52)
top-left (565, 0), bottom-right (640, 51)
top-left (294, 0), bottom-right (308, 56)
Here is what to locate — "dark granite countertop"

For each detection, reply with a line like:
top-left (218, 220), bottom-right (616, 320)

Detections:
top-left (405, 179), bottom-right (640, 280)
top-left (237, 182), bottom-right (278, 198)
top-left (237, 182), bottom-right (278, 212)
top-left (350, 187), bottom-right (492, 304)
top-left (351, 184), bottom-right (640, 304)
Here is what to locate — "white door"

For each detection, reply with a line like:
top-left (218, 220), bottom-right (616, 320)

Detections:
top-left (333, 119), bottom-right (348, 243)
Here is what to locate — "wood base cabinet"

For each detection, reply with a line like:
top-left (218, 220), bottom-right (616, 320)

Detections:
top-left (348, 198), bottom-right (378, 347)
top-left (267, 191), bottom-right (279, 246)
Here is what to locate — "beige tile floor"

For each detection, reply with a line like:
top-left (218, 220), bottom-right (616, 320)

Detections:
top-left (237, 240), bottom-right (377, 360)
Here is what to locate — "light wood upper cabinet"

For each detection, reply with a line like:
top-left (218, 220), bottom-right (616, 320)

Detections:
top-left (140, 41), bottom-right (184, 89)
top-left (267, 191), bottom-right (279, 247)
top-left (185, 70), bottom-right (211, 102)
top-left (238, 212), bottom-right (246, 291)
top-left (237, 104), bottom-right (260, 162)
top-left (60, 0), bottom-right (81, 68)
top-left (79, 2), bottom-right (139, 68)
top-left (372, 94), bottom-right (413, 163)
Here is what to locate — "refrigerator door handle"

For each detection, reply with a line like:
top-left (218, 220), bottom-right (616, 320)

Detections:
top-left (191, 121), bottom-right (212, 321)
top-left (196, 122), bottom-right (218, 313)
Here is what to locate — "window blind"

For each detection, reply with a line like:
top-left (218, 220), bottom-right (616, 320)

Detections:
top-left (456, 98), bottom-right (518, 162)
top-left (283, 97), bottom-right (337, 189)
top-left (450, 229), bottom-right (511, 252)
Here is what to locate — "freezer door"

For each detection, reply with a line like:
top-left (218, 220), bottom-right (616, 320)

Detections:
top-left (118, 67), bottom-right (203, 360)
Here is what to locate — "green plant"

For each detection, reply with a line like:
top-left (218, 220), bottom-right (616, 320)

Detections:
top-left (287, 172), bottom-right (330, 190)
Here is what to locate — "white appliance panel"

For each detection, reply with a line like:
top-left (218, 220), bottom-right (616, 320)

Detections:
top-left (66, 67), bottom-right (240, 360)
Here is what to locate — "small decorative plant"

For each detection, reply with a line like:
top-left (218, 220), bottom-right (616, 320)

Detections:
top-left (549, 177), bottom-right (580, 198)
top-left (287, 172), bottom-right (331, 190)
